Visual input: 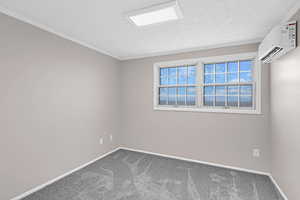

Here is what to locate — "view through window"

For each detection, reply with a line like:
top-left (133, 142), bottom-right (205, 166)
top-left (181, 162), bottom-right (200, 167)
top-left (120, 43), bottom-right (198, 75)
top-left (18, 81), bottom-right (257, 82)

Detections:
top-left (154, 53), bottom-right (260, 114)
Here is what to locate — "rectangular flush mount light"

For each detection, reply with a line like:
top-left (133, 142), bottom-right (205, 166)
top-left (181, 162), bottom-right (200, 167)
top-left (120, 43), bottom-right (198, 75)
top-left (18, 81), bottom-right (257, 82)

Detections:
top-left (127, 1), bottom-right (183, 27)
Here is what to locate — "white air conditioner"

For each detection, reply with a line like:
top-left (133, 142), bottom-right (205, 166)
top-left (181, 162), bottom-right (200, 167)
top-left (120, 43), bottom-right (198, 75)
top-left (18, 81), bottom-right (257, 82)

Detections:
top-left (258, 21), bottom-right (297, 63)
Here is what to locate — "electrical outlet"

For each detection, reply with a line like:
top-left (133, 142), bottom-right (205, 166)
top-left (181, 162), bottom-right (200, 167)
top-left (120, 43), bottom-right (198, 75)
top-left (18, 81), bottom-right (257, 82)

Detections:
top-left (99, 138), bottom-right (103, 145)
top-left (109, 134), bottom-right (113, 142)
top-left (253, 149), bottom-right (260, 157)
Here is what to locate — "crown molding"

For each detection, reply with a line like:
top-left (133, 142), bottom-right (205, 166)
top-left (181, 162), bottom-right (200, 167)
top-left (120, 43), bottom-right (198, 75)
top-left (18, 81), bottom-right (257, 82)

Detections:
top-left (0, 4), bottom-right (122, 60)
top-left (119, 38), bottom-right (262, 60)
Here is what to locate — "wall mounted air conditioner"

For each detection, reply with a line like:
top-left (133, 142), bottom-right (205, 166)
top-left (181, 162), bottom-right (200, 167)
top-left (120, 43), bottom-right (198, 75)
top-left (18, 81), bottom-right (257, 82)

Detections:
top-left (258, 21), bottom-right (297, 63)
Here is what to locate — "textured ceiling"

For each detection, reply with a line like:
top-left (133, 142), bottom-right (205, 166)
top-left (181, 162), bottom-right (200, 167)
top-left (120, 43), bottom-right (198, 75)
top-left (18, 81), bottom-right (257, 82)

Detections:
top-left (0, 0), bottom-right (298, 60)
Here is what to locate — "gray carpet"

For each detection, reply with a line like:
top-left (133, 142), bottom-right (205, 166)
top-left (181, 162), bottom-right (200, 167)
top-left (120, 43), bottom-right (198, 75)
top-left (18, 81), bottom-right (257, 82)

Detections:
top-left (23, 149), bottom-right (283, 200)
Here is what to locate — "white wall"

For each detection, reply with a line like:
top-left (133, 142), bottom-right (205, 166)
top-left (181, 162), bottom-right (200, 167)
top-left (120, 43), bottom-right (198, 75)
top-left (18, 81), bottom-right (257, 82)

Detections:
top-left (270, 9), bottom-right (300, 200)
top-left (0, 13), bottom-right (121, 200)
top-left (120, 43), bottom-right (271, 173)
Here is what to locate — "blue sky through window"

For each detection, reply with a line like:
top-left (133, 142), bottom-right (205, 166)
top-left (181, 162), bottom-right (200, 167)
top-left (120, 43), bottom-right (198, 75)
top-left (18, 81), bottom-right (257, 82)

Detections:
top-left (159, 66), bottom-right (196, 106)
top-left (159, 59), bottom-right (253, 108)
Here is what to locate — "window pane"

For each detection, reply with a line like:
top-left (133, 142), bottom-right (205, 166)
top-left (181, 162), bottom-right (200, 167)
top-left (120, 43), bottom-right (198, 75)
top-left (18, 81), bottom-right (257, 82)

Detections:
top-left (187, 87), bottom-right (196, 105)
top-left (204, 64), bottom-right (214, 73)
top-left (168, 96), bottom-right (176, 105)
top-left (177, 87), bottom-right (186, 105)
top-left (227, 73), bottom-right (238, 82)
top-left (168, 87), bottom-right (177, 95)
top-left (204, 74), bottom-right (214, 83)
top-left (188, 66), bottom-right (196, 84)
top-left (168, 87), bottom-right (176, 105)
top-left (177, 96), bottom-right (185, 105)
top-left (216, 86), bottom-right (226, 96)
top-left (240, 96), bottom-right (252, 107)
top-left (240, 60), bottom-right (252, 72)
top-left (168, 67), bottom-right (177, 85)
top-left (228, 61), bottom-right (238, 72)
top-left (186, 97), bottom-right (196, 105)
top-left (204, 86), bottom-right (214, 96)
top-left (159, 87), bottom-right (168, 105)
top-left (159, 87), bottom-right (168, 96)
top-left (204, 96), bottom-right (214, 106)
top-left (187, 96), bottom-right (196, 105)
top-left (216, 86), bottom-right (226, 107)
top-left (187, 87), bottom-right (196, 96)
top-left (240, 72), bottom-right (252, 82)
top-left (216, 63), bottom-right (226, 73)
top-left (216, 73), bottom-right (225, 83)
top-left (160, 68), bottom-right (168, 85)
top-left (178, 67), bottom-right (187, 84)
top-left (240, 85), bottom-right (252, 95)
top-left (216, 96), bottom-right (225, 106)
top-left (159, 96), bottom-right (168, 105)
top-left (227, 96), bottom-right (238, 107)
top-left (178, 87), bottom-right (186, 95)
top-left (228, 86), bottom-right (239, 95)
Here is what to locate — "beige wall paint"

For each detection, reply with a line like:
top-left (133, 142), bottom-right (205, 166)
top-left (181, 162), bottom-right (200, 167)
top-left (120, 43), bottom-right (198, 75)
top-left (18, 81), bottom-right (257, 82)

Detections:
top-left (5, 5), bottom-right (299, 199)
top-left (270, 9), bottom-right (300, 200)
top-left (120, 43), bottom-right (271, 173)
top-left (0, 13), bottom-right (121, 200)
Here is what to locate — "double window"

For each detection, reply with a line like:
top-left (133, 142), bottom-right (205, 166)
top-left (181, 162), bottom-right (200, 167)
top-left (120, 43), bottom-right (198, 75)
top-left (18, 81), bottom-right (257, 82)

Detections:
top-left (153, 53), bottom-right (261, 114)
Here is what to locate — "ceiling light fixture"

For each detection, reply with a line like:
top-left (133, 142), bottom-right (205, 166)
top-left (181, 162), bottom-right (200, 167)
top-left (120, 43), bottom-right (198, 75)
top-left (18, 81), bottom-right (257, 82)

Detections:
top-left (126, 1), bottom-right (183, 27)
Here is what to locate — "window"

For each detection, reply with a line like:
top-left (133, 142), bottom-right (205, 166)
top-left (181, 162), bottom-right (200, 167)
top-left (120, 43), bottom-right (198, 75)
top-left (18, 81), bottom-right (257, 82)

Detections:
top-left (153, 53), bottom-right (261, 114)
top-left (158, 66), bottom-right (197, 106)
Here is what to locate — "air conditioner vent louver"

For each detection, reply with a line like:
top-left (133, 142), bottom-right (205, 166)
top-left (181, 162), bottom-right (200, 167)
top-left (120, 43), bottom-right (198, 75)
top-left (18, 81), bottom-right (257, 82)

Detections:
top-left (261, 47), bottom-right (283, 63)
top-left (258, 21), bottom-right (297, 63)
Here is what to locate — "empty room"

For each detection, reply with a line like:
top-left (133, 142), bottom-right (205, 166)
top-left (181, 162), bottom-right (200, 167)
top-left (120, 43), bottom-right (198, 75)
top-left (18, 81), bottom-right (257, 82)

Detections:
top-left (1, 0), bottom-right (299, 200)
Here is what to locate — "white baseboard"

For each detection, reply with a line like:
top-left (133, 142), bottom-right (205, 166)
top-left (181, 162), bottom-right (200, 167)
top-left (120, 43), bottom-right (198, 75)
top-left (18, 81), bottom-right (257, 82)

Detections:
top-left (120, 146), bottom-right (288, 200)
top-left (119, 147), bottom-right (270, 176)
top-left (10, 147), bottom-right (121, 200)
top-left (10, 146), bottom-right (288, 200)
top-left (269, 175), bottom-right (289, 200)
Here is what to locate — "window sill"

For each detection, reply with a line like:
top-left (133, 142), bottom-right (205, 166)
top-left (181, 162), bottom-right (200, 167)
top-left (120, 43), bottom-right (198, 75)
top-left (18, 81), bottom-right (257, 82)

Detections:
top-left (154, 106), bottom-right (262, 115)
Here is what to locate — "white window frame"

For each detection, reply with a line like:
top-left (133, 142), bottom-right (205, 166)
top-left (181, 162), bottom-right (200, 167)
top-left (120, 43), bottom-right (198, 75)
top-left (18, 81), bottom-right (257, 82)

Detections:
top-left (153, 52), bottom-right (262, 114)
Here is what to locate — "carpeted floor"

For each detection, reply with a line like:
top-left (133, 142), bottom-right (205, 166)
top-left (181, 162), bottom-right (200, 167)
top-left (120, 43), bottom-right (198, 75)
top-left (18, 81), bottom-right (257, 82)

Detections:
top-left (23, 149), bottom-right (283, 200)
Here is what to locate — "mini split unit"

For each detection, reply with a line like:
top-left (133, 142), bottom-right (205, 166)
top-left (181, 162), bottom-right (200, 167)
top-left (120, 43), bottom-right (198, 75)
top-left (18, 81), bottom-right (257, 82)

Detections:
top-left (258, 21), bottom-right (297, 63)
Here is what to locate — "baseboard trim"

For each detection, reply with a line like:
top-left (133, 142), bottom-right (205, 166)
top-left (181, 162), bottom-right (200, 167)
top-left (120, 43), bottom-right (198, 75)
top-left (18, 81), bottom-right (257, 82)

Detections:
top-left (10, 146), bottom-right (289, 200)
top-left (120, 146), bottom-right (289, 200)
top-left (10, 147), bottom-right (121, 200)
top-left (119, 146), bottom-right (270, 176)
top-left (269, 175), bottom-right (289, 200)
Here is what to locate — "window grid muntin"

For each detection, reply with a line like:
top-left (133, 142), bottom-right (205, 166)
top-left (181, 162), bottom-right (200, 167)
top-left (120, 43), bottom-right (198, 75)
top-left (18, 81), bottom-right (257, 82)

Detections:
top-left (203, 85), bottom-right (253, 108)
top-left (158, 65), bottom-right (197, 106)
top-left (155, 55), bottom-right (258, 113)
top-left (203, 59), bottom-right (254, 109)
